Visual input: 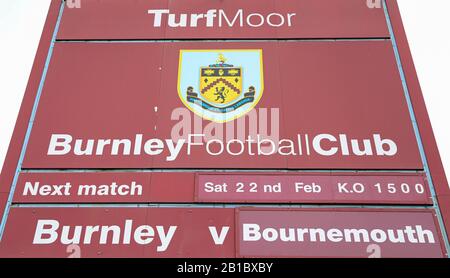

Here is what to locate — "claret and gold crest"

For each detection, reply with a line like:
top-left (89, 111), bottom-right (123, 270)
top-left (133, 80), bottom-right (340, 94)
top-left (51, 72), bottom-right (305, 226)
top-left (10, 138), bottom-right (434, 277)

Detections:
top-left (199, 53), bottom-right (242, 105)
top-left (178, 49), bottom-right (264, 123)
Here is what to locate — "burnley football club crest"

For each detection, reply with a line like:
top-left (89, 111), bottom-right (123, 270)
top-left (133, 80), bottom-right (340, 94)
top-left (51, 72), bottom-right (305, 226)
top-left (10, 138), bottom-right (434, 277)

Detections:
top-left (178, 49), bottom-right (264, 123)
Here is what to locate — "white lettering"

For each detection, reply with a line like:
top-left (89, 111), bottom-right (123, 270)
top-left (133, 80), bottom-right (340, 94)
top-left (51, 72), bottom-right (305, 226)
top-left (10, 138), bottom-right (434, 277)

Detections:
top-left (33, 220), bottom-right (177, 252)
top-left (219, 9), bottom-right (243, 27)
top-left (48, 134), bottom-right (72, 155)
top-left (33, 220), bottom-right (59, 244)
top-left (148, 9), bottom-right (296, 28)
top-left (313, 134), bottom-right (338, 156)
top-left (46, 133), bottom-right (398, 160)
top-left (208, 226), bottom-right (230, 245)
top-left (374, 134), bottom-right (398, 156)
top-left (148, 9), bottom-right (170, 27)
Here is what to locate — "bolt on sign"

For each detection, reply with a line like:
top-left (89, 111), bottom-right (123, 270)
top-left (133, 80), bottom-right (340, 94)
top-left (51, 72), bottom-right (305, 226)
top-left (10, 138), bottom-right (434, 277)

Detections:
top-left (0, 0), bottom-right (449, 258)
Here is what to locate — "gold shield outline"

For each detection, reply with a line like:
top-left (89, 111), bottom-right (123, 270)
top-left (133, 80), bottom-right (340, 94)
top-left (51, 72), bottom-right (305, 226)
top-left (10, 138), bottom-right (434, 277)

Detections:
top-left (177, 49), bottom-right (264, 123)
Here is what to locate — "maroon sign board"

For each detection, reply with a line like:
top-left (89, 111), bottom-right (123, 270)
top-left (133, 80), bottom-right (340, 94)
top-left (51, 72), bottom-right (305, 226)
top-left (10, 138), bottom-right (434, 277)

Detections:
top-left (195, 172), bottom-right (432, 205)
top-left (13, 172), bottom-right (431, 205)
top-left (57, 0), bottom-right (390, 40)
top-left (0, 0), bottom-right (449, 258)
top-left (0, 207), bottom-right (445, 258)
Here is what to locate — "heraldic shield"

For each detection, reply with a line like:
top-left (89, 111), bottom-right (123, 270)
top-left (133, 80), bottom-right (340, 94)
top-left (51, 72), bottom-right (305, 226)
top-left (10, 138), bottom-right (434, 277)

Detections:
top-left (178, 49), bottom-right (264, 123)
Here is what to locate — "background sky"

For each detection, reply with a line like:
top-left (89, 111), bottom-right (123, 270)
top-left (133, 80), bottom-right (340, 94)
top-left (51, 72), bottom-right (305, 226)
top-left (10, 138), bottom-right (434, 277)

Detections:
top-left (0, 0), bottom-right (449, 178)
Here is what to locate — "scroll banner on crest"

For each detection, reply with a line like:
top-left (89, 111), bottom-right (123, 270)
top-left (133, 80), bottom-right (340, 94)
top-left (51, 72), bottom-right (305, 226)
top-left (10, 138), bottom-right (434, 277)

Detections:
top-left (187, 94), bottom-right (255, 113)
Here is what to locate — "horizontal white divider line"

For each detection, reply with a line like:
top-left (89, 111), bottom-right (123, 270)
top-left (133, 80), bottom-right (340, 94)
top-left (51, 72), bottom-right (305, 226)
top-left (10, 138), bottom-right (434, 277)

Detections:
top-left (55, 38), bottom-right (391, 43)
top-left (10, 203), bottom-right (432, 209)
top-left (20, 168), bottom-right (425, 173)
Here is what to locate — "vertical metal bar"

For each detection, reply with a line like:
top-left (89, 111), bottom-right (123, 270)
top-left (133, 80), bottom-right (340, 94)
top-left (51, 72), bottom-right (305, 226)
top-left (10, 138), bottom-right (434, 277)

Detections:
top-left (382, 0), bottom-right (450, 256)
top-left (0, 1), bottom-right (65, 239)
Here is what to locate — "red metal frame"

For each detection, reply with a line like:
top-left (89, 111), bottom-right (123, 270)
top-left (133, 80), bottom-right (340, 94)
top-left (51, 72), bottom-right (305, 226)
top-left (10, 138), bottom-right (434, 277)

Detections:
top-left (0, 0), bottom-right (62, 212)
top-left (0, 0), bottom-right (449, 257)
top-left (386, 0), bottom-right (450, 241)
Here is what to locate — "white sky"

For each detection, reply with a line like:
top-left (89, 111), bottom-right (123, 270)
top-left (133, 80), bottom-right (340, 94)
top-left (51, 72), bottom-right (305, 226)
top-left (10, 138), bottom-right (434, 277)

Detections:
top-left (0, 0), bottom-right (449, 178)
